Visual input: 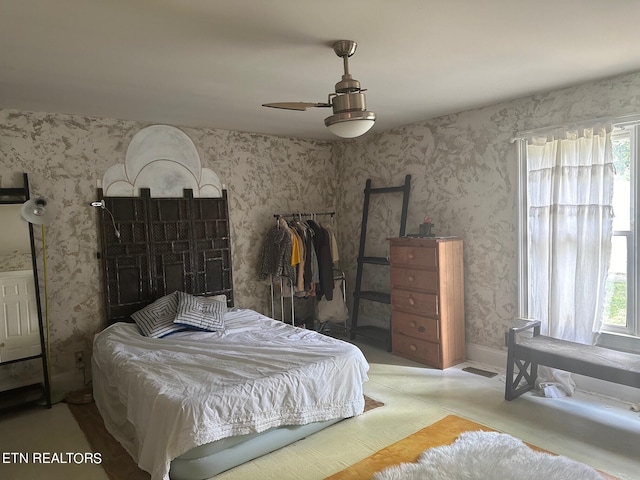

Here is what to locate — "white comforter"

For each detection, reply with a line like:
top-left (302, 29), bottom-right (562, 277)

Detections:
top-left (92, 309), bottom-right (369, 480)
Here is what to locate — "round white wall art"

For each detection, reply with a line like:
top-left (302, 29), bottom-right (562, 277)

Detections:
top-left (102, 125), bottom-right (222, 197)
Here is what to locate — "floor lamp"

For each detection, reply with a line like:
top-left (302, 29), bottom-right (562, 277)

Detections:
top-left (20, 197), bottom-right (64, 404)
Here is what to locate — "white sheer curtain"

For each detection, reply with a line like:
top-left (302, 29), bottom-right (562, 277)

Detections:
top-left (526, 124), bottom-right (614, 345)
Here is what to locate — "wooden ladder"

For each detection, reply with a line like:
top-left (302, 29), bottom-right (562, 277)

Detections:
top-left (350, 175), bottom-right (411, 349)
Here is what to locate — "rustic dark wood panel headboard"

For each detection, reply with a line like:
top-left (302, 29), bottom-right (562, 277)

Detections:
top-left (96, 188), bottom-right (233, 326)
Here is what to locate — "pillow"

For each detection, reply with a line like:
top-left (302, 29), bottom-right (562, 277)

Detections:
top-left (130, 291), bottom-right (186, 338)
top-left (173, 292), bottom-right (227, 332)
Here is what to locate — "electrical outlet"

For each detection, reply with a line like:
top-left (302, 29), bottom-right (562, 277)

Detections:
top-left (75, 351), bottom-right (85, 370)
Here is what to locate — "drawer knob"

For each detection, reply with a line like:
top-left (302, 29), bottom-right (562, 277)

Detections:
top-left (409, 321), bottom-right (416, 328)
top-left (408, 253), bottom-right (414, 259)
top-left (408, 275), bottom-right (415, 282)
top-left (417, 326), bottom-right (425, 333)
top-left (408, 296), bottom-right (415, 306)
top-left (410, 344), bottom-right (417, 351)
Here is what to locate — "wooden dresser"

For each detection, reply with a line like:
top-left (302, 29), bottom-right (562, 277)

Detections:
top-left (389, 237), bottom-right (465, 369)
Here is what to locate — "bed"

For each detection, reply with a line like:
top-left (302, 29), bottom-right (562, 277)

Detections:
top-left (92, 307), bottom-right (368, 480)
top-left (92, 187), bottom-right (369, 480)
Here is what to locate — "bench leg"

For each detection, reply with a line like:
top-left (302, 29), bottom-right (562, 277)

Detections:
top-left (505, 332), bottom-right (538, 400)
top-left (506, 359), bottom-right (537, 399)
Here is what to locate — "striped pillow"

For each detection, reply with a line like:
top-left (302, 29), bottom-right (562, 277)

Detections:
top-left (173, 292), bottom-right (227, 332)
top-left (130, 292), bottom-right (186, 338)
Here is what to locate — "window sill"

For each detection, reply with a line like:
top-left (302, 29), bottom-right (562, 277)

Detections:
top-left (596, 331), bottom-right (640, 354)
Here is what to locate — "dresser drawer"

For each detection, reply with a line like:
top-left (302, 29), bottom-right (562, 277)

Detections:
top-left (392, 333), bottom-right (440, 366)
top-left (390, 267), bottom-right (438, 293)
top-left (392, 311), bottom-right (439, 342)
top-left (391, 289), bottom-right (438, 317)
top-left (389, 246), bottom-right (437, 269)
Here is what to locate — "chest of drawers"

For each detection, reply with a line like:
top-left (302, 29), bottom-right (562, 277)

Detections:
top-left (389, 237), bottom-right (465, 369)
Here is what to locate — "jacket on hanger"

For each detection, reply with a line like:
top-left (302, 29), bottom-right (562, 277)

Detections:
top-left (259, 219), bottom-right (295, 282)
top-left (307, 220), bottom-right (333, 301)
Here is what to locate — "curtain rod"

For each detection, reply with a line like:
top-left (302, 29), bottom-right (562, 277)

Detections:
top-left (511, 112), bottom-right (640, 143)
top-left (274, 211), bottom-right (335, 218)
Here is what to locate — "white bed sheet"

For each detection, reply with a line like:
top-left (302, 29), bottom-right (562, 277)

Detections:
top-left (92, 309), bottom-right (369, 480)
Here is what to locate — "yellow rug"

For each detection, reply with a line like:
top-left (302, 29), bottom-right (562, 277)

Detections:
top-left (325, 414), bottom-right (617, 480)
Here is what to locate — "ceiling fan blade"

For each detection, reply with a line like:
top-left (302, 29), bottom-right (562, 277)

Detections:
top-left (262, 102), bottom-right (331, 111)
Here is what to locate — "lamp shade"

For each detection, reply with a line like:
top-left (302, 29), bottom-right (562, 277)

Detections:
top-left (21, 197), bottom-right (55, 225)
top-left (326, 117), bottom-right (376, 138)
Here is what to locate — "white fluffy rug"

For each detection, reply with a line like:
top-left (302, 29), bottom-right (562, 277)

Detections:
top-left (373, 431), bottom-right (605, 480)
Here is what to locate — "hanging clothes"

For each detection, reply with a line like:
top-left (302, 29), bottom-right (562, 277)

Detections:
top-left (307, 219), bottom-right (333, 301)
top-left (291, 220), bottom-right (315, 293)
top-left (259, 218), bottom-right (295, 283)
top-left (324, 224), bottom-right (340, 264)
top-left (262, 213), bottom-right (339, 302)
top-left (289, 226), bottom-right (305, 293)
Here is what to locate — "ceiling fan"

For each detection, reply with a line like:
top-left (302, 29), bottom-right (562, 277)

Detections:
top-left (262, 40), bottom-right (376, 138)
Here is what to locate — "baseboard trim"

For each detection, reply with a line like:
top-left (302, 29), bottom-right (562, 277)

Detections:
top-left (466, 342), bottom-right (638, 404)
top-left (51, 370), bottom-right (86, 394)
top-left (466, 342), bottom-right (507, 368)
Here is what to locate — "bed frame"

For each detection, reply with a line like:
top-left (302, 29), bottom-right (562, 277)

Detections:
top-left (96, 187), bottom-right (234, 326)
top-left (169, 418), bottom-right (342, 479)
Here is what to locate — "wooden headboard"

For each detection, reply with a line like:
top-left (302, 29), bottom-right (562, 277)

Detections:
top-left (96, 188), bottom-right (234, 326)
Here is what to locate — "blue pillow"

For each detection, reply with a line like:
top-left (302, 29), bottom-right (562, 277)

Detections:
top-left (173, 292), bottom-right (227, 332)
top-left (130, 292), bottom-right (186, 338)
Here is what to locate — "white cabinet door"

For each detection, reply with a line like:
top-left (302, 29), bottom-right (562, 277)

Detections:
top-left (0, 270), bottom-right (41, 363)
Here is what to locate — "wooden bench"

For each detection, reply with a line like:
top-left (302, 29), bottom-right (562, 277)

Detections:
top-left (505, 320), bottom-right (640, 400)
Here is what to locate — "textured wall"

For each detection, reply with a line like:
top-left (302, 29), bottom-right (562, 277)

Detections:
top-left (0, 110), bottom-right (335, 385)
top-left (0, 253), bottom-right (32, 272)
top-left (336, 70), bottom-right (640, 350)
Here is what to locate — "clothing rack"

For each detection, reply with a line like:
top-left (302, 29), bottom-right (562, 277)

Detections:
top-left (266, 211), bottom-right (345, 332)
top-left (270, 210), bottom-right (335, 325)
top-left (270, 275), bottom-right (295, 326)
top-left (273, 211), bottom-right (335, 219)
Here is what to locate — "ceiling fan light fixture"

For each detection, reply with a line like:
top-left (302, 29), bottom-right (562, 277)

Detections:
top-left (325, 111), bottom-right (376, 138)
top-left (325, 91), bottom-right (376, 138)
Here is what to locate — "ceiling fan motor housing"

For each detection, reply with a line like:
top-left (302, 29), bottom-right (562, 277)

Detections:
top-left (332, 92), bottom-right (368, 114)
top-left (325, 91), bottom-right (376, 131)
top-left (335, 74), bottom-right (361, 94)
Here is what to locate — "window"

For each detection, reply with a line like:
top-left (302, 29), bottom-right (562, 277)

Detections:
top-left (600, 124), bottom-right (638, 344)
top-left (517, 118), bottom-right (640, 352)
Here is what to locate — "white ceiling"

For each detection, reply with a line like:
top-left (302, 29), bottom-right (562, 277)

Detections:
top-left (3, 0), bottom-right (640, 141)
